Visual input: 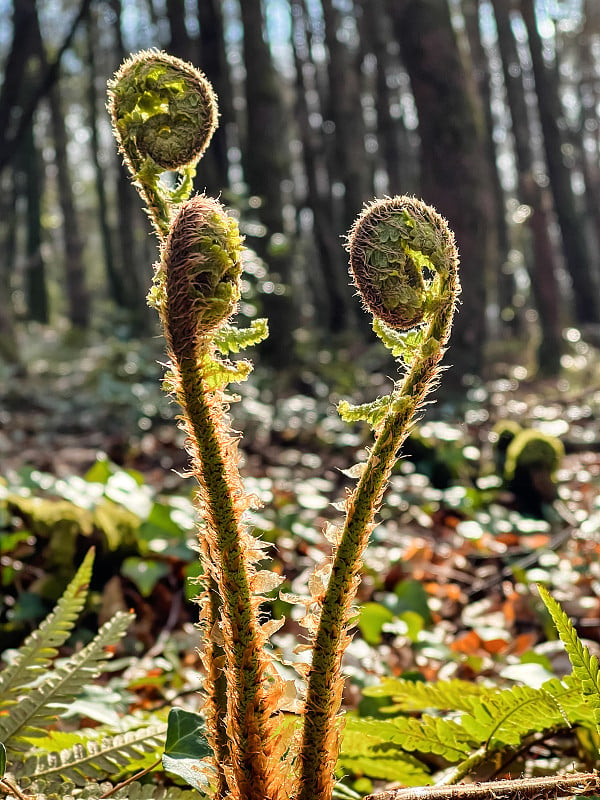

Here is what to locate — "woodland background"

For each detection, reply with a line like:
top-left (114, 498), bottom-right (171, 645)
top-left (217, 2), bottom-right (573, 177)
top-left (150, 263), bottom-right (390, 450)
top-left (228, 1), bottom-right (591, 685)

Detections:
top-left (1, 0), bottom-right (600, 379)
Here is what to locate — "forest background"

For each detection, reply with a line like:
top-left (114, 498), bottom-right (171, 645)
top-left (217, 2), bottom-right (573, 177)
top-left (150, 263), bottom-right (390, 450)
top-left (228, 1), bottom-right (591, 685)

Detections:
top-left (2, 0), bottom-right (600, 794)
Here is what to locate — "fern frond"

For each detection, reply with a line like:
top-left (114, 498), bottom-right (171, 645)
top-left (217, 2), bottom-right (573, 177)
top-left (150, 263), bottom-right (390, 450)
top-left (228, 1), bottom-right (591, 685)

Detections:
top-left (460, 683), bottom-right (568, 748)
top-left (213, 318), bottom-right (269, 354)
top-left (0, 611), bottom-right (132, 750)
top-left (337, 395), bottom-right (393, 428)
top-left (340, 718), bottom-right (432, 785)
top-left (362, 678), bottom-right (489, 712)
top-left (0, 549), bottom-right (94, 707)
top-left (356, 715), bottom-right (477, 762)
top-left (372, 317), bottom-right (425, 364)
top-left (538, 584), bottom-right (600, 733)
top-left (2, 775), bottom-right (205, 799)
top-left (13, 722), bottom-right (167, 786)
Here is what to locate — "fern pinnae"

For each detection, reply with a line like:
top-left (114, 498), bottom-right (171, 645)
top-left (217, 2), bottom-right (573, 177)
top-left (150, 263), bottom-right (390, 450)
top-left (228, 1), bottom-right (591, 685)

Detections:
top-left (538, 584), bottom-right (600, 733)
top-left (15, 723), bottom-right (168, 787)
top-left (0, 611), bottom-right (132, 750)
top-left (0, 549), bottom-right (95, 707)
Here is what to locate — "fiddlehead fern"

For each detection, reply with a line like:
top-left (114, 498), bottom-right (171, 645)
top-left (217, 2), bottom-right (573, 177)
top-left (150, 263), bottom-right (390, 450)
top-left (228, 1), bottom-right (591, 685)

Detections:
top-left (296, 196), bottom-right (460, 800)
top-left (159, 195), bottom-right (283, 800)
top-left (107, 50), bottom-right (218, 237)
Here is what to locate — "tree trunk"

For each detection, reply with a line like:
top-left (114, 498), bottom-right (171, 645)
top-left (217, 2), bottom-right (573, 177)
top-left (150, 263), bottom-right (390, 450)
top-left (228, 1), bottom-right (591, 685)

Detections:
top-left (491, 0), bottom-right (562, 374)
top-left (388, 0), bottom-right (493, 379)
top-left (359, 0), bottom-right (415, 196)
top-left (166, 0), bottom-right (194, 64)
top-left (20, 123), bottom-right (49, 325)
top-left (195, 0), bottom-right (231, 194)
top-left (86, 11), bottom-right (125, 309)
top-left (47, 80), bottom-right (90, 329)
top-left (0, 171), bottom-right (20, 364)
top-left (321, 0), bottom-right (371, 231)
top-left (462, 0), bottom-right (514, 337)
top-left (520, 0), bottom-right (600, 325)
top-left (238, 0), bottom-right (296, 368)
top-left (291, 0), bottom-right (355, 332)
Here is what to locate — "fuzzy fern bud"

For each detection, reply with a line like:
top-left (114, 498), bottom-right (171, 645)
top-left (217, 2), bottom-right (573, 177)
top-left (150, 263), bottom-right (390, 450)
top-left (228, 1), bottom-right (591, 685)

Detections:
top-left (161, 194), bottom-right (243, 361)
top-left (348, 195), bottom-right (458, 334)
top-left (108, 49), bottom-right (217, 172)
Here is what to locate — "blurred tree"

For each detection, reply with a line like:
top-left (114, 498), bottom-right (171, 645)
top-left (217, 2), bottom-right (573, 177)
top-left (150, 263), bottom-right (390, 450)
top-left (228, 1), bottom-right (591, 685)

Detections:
top-left (520, 0), bottom-right (600, 325)
top-left (358, 0), bottom-right (415, 196)
top-left (195, 0), bottom-right (231, 194)
top-left (388, 0), bottom-right (494, 378)
top-left (461, 0), bottom-right (513, 338)
top-left (109, 0), bottom-right (150, 326)
top-left (491, 0), bottom-right (562, 374)
top-left (321, 0), bottom-right (371, 231)
top-left (291, 0), bottom-right (354, 332)
top-left (85, 10), bottom-right (125, 310)
top-left (0, 171), bottom-right (19, 364)
top-left (238, 0), bottom-right (297, 367)
top-left (166, 0), bottom-right (194, 64)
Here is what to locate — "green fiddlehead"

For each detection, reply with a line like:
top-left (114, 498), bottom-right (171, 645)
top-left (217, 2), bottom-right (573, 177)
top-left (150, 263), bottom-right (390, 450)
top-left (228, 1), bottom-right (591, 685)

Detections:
top-left (296, 196), bottom-right (460, 800)
top-left (107, 50), bottom-right (218, 238)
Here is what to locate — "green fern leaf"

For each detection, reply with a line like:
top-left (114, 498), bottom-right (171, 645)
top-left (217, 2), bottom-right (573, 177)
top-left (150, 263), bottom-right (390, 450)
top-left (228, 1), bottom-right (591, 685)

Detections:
top-left (0, 549), bottom-right (94, 707)
top-left (214, 318), bottom-right (269, 354)
top-left (538, 584), bottom-right (600, 733)
top-left (355, 714), bottom-right (477, 762)
top-left (340, 718), bottom-right (432, 785)
top-left (198, 352), bottom-right (253, 391)
top-left (15, 723), bottom-right (167, 786)
top-left (0, 611), bottom-right (132, 750)
top-left (372, 317), bottom-right (425, 363)
top-left (459, 683), bottom-right (568, 748)
top-left (362, 678), bottom-right (489, 712)
top-left (338, 395), bottom-right (393, 428)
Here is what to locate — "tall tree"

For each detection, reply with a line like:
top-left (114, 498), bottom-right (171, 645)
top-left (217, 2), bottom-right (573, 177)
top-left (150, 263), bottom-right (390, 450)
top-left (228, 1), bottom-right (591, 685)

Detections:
top-left (388, 0), bottom-right (494, 378)
top-left (166, 0), bottom-right (194, 64)
top-left (195, 0), bottom-right (231, 194)
top-left (291, 0), bottom-right (354, 331)
top-left (520, 0), bottom-right (600, 325)
top-left (491, 0), bottom-right (562, 373)
top-left (321, 0), bottom-right (371, 230)
top-left (238, 0), bottom-right (296, 367)
top-left (86, 10), bottom-right (125, 309)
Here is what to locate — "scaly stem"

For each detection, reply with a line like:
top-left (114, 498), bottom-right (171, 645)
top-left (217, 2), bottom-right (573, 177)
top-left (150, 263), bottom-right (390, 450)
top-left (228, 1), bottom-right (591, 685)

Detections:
top-left (297, 197), bottom-right (460, 800)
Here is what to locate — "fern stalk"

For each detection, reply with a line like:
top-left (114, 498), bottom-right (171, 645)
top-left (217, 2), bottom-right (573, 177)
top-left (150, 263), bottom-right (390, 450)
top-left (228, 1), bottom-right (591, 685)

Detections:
top-left (297, 197), bottom-right (460, 800)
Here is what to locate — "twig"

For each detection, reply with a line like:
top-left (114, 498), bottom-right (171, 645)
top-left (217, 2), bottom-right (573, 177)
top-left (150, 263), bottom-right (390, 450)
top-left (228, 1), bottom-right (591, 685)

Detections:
top-left (365, 772), bottom-right (600, 800)
top-left (0, 777), bottom-right (33, 800)
top-left (98, 756), bottom-right (162, 798)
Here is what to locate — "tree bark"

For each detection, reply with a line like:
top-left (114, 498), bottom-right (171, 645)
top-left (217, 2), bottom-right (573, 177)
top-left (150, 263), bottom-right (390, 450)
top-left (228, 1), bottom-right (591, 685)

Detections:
top-left (321, 0), bottom-right (371, 230)
top-left (388, 0), bottom-right (493, 379)
top-left (239, 0), bottom-right (296, 368)
top-left (520, 0), bottom-right (600, 325)
top-left (491, 0), bottom-right (562, 373)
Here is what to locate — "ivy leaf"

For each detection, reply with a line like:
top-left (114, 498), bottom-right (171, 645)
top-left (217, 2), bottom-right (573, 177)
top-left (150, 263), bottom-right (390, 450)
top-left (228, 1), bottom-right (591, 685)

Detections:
top-left (162, 708), bottom-right (213, 791)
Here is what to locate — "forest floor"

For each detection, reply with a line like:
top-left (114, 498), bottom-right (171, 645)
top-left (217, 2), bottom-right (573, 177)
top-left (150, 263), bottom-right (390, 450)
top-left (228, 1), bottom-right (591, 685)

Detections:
top-left (2, 324), bottom-right (600, 790)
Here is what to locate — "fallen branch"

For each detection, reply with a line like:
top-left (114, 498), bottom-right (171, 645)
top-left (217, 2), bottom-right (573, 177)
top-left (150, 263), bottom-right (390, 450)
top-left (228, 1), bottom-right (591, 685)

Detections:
top-left (366, 772), bottom-right (600, 800)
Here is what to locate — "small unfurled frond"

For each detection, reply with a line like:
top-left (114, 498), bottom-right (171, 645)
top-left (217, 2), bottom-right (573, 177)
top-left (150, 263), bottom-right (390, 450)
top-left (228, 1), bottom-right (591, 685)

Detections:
top-left (198, 352), bottom-right (253, 392)
top-left (0, 550), bottom-right (94, 707)
top-left (0, 611), bottom-right (132, 751)
top-left (337, 395), bottom-right (393, 429)
top-left (372, 318), bottom-right (426, 364)
top-left (362, 678), bottom-right (490, 712)
top-left (12, 722), bottom-right (167, 786)
top-left (538, 584), bottom-right (600, 733)
top-left (214, 319), bottom-right (269, 354)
